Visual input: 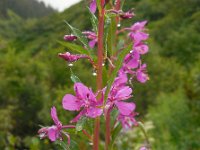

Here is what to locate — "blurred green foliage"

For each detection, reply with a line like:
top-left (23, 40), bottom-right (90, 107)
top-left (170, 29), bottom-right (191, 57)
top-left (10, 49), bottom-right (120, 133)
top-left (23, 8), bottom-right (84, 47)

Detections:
top-left (0, 0), bottom-right (199, 149)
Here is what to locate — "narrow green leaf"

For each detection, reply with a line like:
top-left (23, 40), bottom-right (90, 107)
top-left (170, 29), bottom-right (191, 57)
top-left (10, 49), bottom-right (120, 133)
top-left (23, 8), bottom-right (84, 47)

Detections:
top-left (138, 122), bottom-right (150, 145)
top-left (87, 7), bottom-right (98, 33)
top-left (110, 123), bottom-right (122, 149)
top-left (64, 21), bottom-right (91, 51)
top-left (76, 116), bottom-right (87, 132)
top-left (58, 41), bottom-right (89, 55)
top-left (104, 44), bottom-right (133, 105)
top-left (104, 15), bottom-right (111, 58)
top-left (70, 69), bottom-right (81, 83)
top-left (107, 17), bottom-right (117, 57)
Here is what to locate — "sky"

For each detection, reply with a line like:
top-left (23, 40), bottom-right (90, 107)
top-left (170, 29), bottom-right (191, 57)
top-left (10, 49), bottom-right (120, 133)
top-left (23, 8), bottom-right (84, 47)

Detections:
top-left (37, 0), bottom-right (82, 12)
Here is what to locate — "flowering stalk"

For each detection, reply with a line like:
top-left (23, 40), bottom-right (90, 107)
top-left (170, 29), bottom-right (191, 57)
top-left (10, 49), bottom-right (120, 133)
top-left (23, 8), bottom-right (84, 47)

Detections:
top-left (93, 0), bottom-right (105, 149)
top-left (38, 0), bottom-right (150, 149)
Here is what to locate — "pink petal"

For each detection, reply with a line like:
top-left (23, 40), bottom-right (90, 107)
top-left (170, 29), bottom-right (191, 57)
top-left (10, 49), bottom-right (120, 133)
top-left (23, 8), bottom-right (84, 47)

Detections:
top-left (48, 126), bottom-right (58, 142)
top-left (115, 86), bottom-right (132, 100)
top-left (137, 71), bottom-right (149, 83)
top-left (115, 102), bottom-right (135, 115)
top-left (74, 83), bottom-right (90, 99)
top-left (62, 94), bottom-right (81, 111)
top-left (86, 107), bottom-right (103, 118)
top-left (89, 39), bottom-right (97, 48)
top-left (51, 107), bottom-right (62, 127)
top-left (90, 0), bottom-right (97, 14)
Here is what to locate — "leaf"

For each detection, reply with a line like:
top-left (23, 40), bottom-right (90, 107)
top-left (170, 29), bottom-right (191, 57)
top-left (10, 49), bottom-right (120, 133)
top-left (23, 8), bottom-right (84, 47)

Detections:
top-left (110, 123), bottom-right (122, 149)
top-left (76, 116), bottom-right (87, 132)
top-left (55, 140), bottom-right (70, 150)
top-left (96, 0), bottom-right (101, 14)
top-left (104, 44), bottom-right (133, 104)
top-left (64, 21), bottom-right (91, 51)
top-left (106, 16), bottom-right (117, 57)
top-left (58, 41), bottom-right (90, 55)
top-left (87, 7), bottom-right (98, 33)
top-left (104, 15), bottom-right (111, 58)
top-left (70, 69), bottom-right (81, 83)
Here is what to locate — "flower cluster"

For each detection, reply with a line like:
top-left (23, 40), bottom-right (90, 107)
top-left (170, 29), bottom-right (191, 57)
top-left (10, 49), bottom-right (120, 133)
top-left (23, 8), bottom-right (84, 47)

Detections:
top-left (38, 0), bottom-right (150, 147)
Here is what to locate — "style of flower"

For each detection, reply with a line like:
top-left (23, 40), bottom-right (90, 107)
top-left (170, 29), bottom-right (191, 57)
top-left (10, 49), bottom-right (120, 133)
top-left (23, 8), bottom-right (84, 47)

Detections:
top-left (62, 83), bottom-right (103, 122)
top-left (136, 64), bottom-right (149, 83)
top-left (58, 52), bottom-right (88, 62)
top-left (117, 111), bottom-right (138, 129)
top-left (38, 107), bottom-right (71, 144)
top-left (63, 34), bottom-right (77, 41)
top-left (82, 31), bottom-right (98, 48)
top-left (90, 0), bottom-right (97, 14)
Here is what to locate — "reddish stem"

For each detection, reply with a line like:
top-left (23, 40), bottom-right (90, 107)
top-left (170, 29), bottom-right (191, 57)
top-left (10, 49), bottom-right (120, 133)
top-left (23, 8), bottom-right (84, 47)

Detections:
top-left (93, 0), bottom-right (105, 150)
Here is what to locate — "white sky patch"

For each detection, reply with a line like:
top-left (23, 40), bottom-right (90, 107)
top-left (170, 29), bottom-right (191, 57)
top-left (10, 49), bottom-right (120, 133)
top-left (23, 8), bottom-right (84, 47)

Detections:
top-left (37, 0), bottom-right (82, 12)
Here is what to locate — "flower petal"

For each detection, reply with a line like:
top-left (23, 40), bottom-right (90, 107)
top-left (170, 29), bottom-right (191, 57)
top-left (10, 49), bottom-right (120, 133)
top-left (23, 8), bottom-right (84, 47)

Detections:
top-left (62, 94), bottom-right (81, 111)
top-left (51, 106), bottom-right (62, 127)
top-left (74, 83), bottom-right (90, 99)
top-left (115, 86), bottom-right (132, 100)
top-left (115, 101), bottom-right (135, 115)
top-left (86, 107), bottom-right (103, 118)
top-left (89, 39), bottom-right (97, 48)
top-left (90, 0), bottom-right (97, 14)
top-left (48, 126), bottom-right (58, 142)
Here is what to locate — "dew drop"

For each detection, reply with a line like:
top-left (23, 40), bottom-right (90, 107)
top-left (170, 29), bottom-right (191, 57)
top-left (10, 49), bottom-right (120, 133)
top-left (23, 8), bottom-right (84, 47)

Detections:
top-left (117, 23), bottom-right (121, 27)
top-left (92, 70), bottom-right (97, 76)
top-left (102, 63), bottom-right (105, 66)
top-left (68, 63), bottom-right (74, 67)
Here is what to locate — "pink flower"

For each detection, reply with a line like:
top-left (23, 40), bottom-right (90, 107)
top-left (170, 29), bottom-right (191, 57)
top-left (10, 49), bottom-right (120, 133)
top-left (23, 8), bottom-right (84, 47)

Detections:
top-left (120, 10), bottom-right (135, 19)
top-left (126, 21), bottom-right (149, 44)
top-left (82, 31), bottom-right (98, 48)
top-left (117, 112), bottom-right (138, 129)
top-left (58, 52), bottom-right (87, 62)
top-left (123, 50), bottom-right (140, 71)
top-left (106, 81), bottom-right (135, 115)
top-left (62, 83), bottom-right (103, 122)
top-left (136, 64), bottom-right (149, 83)
top-left (38, 107), bottom-right (71, 144)
top-left (90, 0), bottom-right (97, 14)
top-left (107, 9), bottom-right (135, 19)
top-left (133, 43), bottom-right (149, 55)
top-left (63, 34), bottom-right (77, 41)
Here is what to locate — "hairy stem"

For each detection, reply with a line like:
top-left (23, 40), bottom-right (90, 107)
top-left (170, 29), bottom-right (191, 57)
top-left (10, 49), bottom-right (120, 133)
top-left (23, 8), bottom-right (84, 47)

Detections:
top-left (93, 0), bottom-right (105, 150)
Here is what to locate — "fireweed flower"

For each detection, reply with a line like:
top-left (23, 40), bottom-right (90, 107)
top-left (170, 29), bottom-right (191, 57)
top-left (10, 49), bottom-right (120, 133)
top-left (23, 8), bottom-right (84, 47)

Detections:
top-left (105, 82), bottom-right (135, 116)
top-left (58, 52), bottom-right (88, 62)
top-left (117, 111), bottom-right (138, 129)
top-left (63, 34), bottom-right (77, 41)
top-left (62, 83), bottom-right (103, 122)
top-left (82, 31), bottom-right (97, 48)
top-left (123, 50), bottom-right (140, 71)
top-left (133, 43), bottom-right (149, 55)
top-left (136, 64), bottom-right (149, 83)
top-left (126, 21), bottom-right (149, 44)
top-left (38, 107), bottom-right (71, 144)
